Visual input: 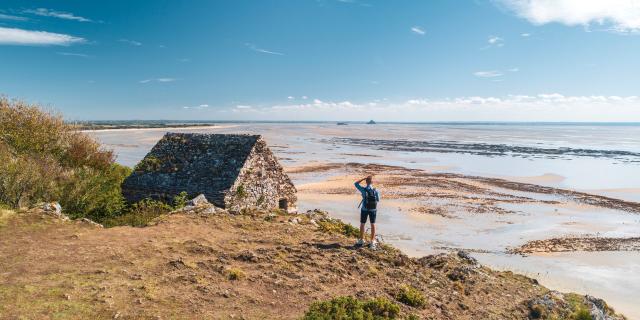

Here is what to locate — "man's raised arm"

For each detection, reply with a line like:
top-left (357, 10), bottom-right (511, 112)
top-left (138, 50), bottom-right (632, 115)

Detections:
top-left (354, 177), bottom-right (366, 192)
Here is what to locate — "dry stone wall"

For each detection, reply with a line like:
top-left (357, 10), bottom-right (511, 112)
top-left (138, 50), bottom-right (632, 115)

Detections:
top-left (224, 138), bottom-right (297, 212)
top-left (122, 133), bottom-right (296, 211)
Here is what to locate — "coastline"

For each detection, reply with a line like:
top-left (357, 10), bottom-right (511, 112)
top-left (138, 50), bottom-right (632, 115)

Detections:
top-left (80, 125), bottom-right (235, 133)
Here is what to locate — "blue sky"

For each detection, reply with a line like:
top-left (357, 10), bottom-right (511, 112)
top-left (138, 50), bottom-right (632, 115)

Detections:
top-left (1, 0), bottom-right (640, 121)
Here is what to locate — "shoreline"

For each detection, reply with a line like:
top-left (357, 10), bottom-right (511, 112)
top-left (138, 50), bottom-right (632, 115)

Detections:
top-left (80, 125), bottom-right (234, 133)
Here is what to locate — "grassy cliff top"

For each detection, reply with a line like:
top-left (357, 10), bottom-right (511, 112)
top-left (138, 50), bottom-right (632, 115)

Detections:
top-left (0, 206), bottom-right (625, 319)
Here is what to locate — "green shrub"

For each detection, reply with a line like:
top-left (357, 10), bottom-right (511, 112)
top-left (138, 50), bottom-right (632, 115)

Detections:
top-left (316, 219), bottom-right (360, 238)
top-left (573, 308), bottom-right (592, 320)
top-left (303, 296), bottom-right (400, 320)
top-left (0, 97), bottom-right (127, 218)
top-left (236, 184), bottom-right (247, 198)
top-left (62, 164), bottom-right (131, 221)
top-left (173, 191), bottom-right (189, 209)
top-left (134, 155), bottom-right (161, 172)
top-left (395, 285), bottom-right (426, 308)
top-left (227, 268), bottom-right (245, 281)
top-left (101, 198), bottom-right (172, 228)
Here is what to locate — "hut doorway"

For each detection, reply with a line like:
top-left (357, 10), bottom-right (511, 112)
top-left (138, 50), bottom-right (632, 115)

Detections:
top-left (278, 198), bottom-right (288, 210)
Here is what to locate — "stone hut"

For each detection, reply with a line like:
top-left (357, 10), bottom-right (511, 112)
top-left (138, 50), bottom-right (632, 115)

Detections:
top-left (122, 133), bottom-right (297, 212)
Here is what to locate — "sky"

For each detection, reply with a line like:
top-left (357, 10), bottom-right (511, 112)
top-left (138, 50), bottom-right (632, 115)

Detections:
top-left (1, 0), bottom-right (640, 121)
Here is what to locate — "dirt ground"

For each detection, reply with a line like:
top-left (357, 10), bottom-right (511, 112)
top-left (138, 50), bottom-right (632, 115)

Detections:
top-left (0, 206), bottom-right (623, 320)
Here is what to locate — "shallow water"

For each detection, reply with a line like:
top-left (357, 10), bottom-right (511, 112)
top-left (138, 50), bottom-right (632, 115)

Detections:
top-left (90, 122), bottom-right (640, 318)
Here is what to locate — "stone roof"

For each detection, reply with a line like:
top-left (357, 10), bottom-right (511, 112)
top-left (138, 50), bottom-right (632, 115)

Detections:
top-left (122, 133), bottom-right (264, 206)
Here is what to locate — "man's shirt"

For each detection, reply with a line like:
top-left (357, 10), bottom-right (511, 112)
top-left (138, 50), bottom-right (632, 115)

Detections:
top-left (354, 182), bottom-right (380, 209)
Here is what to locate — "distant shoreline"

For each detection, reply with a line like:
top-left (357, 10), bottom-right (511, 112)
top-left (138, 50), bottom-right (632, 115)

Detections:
top-left (72, 121), bottom-right (640, 127)
top-left (81, 125), bottom-right (230, 133)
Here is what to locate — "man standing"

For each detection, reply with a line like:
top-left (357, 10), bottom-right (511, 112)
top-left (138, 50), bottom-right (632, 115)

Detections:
top-left (354, 175), bottom-right (380, 249)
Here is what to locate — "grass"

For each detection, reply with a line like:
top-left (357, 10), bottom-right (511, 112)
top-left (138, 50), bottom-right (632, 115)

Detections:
top-left (101, 192), bottom-right (189, 228)
top-left (0, 282), bottom-right (106, 319)
top-left (226, 268), bottom-right (245, 281)
top-left (395, 285), bottom-right (426, 308)
top-left (316, 218), bottom-right (360, 238)
top-left (573, 308), bottom-right (592, 320)
top-left (0, 208), bottom-right (15, 228)
top-left (236, 184), bottom-right (247, 198)
top-left (101, 199), bottom-right (172, 228)
top-left (134, 155), bottom-right (162, 172)
top-left (303, 296), bottom-right (400, 320)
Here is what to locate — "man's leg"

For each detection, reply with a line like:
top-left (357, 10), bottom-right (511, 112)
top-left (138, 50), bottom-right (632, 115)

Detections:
top-left (369, 210), bottom-right (377, 247)
top-left (356, 210), bottom-right (367, 246)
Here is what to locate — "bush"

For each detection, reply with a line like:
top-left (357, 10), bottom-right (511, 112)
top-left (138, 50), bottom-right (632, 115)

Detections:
top-left (62, 164), bottom-right (132, 220)
top-left (102, 198), bottom-right (172, 228)
top-left (227, 268), bottom-right (245, 281)
top-left (172, 191), bottom-right (189, 209)
top-left (395, 285), bottom-right (426, 308)
top-left (101, 192), bottom-right (190, 228)
top-left (316, 219), bottom-right (360, 238)
top-left (573, 308), bottom-right (592, 320)
top-left (303, 296), bottom-right (400, 320)
top-left (0, 97), bottom-right (127, 217)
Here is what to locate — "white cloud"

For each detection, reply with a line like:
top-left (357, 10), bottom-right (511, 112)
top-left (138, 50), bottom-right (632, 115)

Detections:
top-left (183, 104), bottom-right (209, 110)
top-left (0, 26), bottom-right (84, 46)
top-left (411, 26), bottom-right (426, 35)
top-left (496, 0), bottom-right (640, 33)
top-left (139, 78), bottom-right (176, 84)
top-left (287, 96), bottom-right (295, 100)
top-left (224, 94), bottom-right (640, 121)
top-left (520, 32), bottom-right (531, 37)
top-left (24, 8), bottom-right (91, 22)
top-left (474, 70), bottom-right (503, 78)
top-left (245, 43), bottom-right (284, 55)
top-left (57, 52), bottom-right (90, 58)
top-left (488, 35), bottom-right (504, 46)
top-left (0, 13), bottom-right (28, 21)
top-left (119, 39), bottom-right (142, 46)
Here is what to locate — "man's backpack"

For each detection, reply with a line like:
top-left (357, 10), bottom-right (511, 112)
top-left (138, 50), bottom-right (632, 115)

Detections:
top-left (364, 187), bottom-right (377, 210)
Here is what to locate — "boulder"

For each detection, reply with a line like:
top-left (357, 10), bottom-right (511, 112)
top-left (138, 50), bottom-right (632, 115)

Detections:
top-left (42, 202), bottom-right (69, 221)
top-left (187, 194), bottom-right (210, 207)
top-left (81, 218), bottom-right (104, 228)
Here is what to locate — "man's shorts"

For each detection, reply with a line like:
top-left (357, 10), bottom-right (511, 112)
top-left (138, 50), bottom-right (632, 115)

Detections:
top-left (360, 209), bottom-right (377, 224)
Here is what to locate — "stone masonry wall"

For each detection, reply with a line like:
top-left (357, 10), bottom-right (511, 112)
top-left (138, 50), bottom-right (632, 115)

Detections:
top-left (224, 138), bottom-right (297, 212)
top-left (122, 133), bottom-right (296, 211)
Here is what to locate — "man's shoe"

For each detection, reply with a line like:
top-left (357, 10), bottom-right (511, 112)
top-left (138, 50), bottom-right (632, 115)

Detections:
top-left (355, 239), bottom-right (365, 247)
top-left (369, 240), bottom-right (378, 249)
